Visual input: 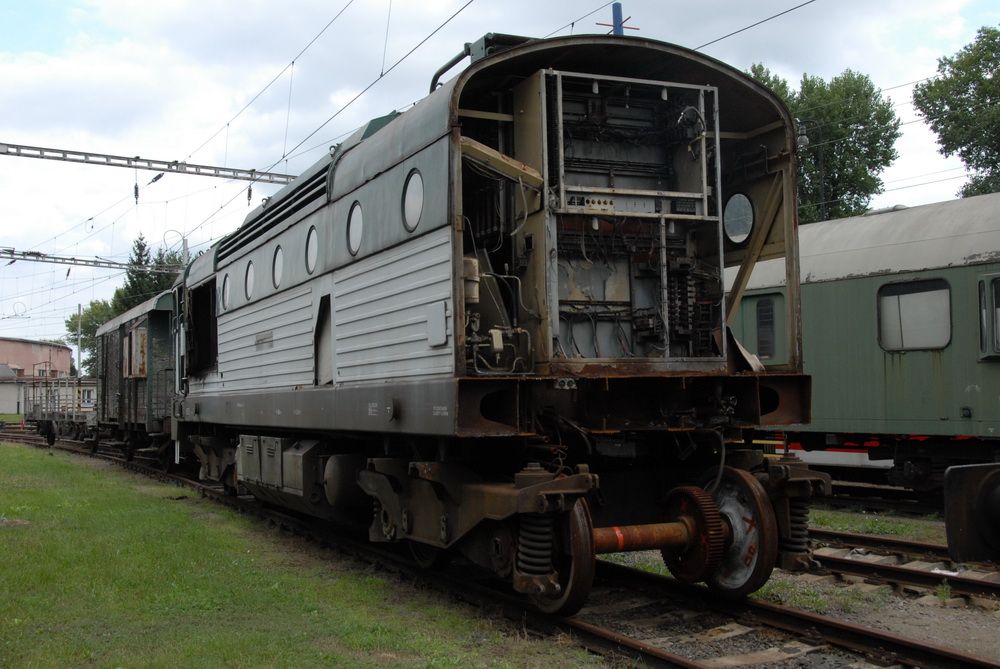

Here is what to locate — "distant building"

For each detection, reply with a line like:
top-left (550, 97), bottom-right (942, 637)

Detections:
top-left (0, 338), bottom-right (77, 416)
top-left (0, 363), bottom-right (26, 414)
top-left (0, 337), bottom-right (73, 378)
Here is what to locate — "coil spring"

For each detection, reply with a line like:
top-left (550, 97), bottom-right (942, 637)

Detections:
top-left (783, 499), bottom-right (810, 553)
top-left (517, 514), bottom-right (555, 575)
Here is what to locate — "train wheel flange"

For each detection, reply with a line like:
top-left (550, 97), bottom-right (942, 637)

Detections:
top-left (660, 486), bottom-right (726, 583)
top-left (705, 466), bottom-right (779, 599)
top-left (528, 499), bottom-right (595, 616)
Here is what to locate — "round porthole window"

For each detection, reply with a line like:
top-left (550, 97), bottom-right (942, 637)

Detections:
top-left (402, 170), bottom-right (423, 232)
top-left (347, 201), bottom-right (363, 256)
top-left (723, 193), bottom-right (754, 245)
top-left (272, 246), bottom-right (283, 288)
top-left (221, 274), bottom-right (231, 310)
top-left (306, 226), bottom-right (318, 274)
top-left (245, 261), bottom-right (255, 300)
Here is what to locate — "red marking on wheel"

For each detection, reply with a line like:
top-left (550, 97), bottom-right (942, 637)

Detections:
top-left (743, 542), bottom-right (757, 567)
top-left (742, 515), bottom-right (757, 532)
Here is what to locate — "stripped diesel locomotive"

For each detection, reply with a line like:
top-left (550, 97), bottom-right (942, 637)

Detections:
top-left (171, 34), bottom-right (827, 615)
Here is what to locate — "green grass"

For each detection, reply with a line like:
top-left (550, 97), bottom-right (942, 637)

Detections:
top-left (0, 444), bottom-right (600, 668)
top-left (810, 508), bottom-right (947, 543)
top-left (752, 577), bottom-right (892, 614)
top-left (0, 414), bottom-right (23, 424)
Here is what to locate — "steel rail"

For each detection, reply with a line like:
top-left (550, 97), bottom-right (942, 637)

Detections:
top-left (814, 554), bottom-right (1000, 599)
top-left (810, 527), bottom-right (951, 561)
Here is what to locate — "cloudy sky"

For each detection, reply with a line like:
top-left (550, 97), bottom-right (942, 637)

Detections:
top-left (0, 0), bottom-right (996, 362)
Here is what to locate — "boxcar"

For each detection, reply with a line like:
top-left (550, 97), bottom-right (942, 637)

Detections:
top-left (94, 291), bottom-right (175, 461)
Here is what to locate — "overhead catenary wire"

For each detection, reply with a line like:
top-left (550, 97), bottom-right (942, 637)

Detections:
top-left (183, 0), bottom-right (477, 240)
top-left (183, 0), bottom-right (357, 163)
top-left (544, 2), bottom-right (615, 38)
top-left (695, 0), bottom-right (820, 50)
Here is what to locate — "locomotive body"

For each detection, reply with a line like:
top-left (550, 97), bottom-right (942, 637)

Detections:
top-left (171, 34), bottom-right (825, 614)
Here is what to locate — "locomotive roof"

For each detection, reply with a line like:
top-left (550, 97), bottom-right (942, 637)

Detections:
top-left (96, 290), bottom-right (174, 336)
top-left (191, 33), bottom-right (795, 282)
top-left (738, 191), bottom-right (1000, 289)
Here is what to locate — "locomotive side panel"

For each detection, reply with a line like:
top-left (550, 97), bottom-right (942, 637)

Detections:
top-left (333, 226), bottom-right (454, 383)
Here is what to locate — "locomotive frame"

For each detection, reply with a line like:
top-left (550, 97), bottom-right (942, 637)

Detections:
top-left (162, 33), bottom-right (826, 615)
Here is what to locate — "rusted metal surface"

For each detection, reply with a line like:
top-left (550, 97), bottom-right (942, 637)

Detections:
top-left (593, 521), bottom-right (691, 554)
top-left (660, 486), bottom-right (727, 584)
top-left (706, 467), bottom-right (779, 598)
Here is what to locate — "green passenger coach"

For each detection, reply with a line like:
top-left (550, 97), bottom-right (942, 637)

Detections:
top-left (734, 192), bottom-right (1000, 490)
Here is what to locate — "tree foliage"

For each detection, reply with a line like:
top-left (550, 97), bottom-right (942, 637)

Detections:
top-left (64, 234), bottom-right (183, 376)
top-left (109, 234), bottom-right (182, 313)
top-left (913, 27), bottom-right (1000, 197)
top-left (749, 64), bottom-right (902, 223)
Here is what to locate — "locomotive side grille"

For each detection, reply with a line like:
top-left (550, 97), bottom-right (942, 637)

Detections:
top-left (216, 168), bottom-right (328, 263)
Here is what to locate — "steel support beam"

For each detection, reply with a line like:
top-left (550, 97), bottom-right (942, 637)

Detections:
top-left (0, 141), bottom-right (295, 185)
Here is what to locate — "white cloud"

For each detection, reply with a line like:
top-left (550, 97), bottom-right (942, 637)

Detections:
top-left (0, 0), bottom-right (993, 344)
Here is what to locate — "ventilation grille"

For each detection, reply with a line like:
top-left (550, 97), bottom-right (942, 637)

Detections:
top-left (217, 167), bottom-right (328, 263)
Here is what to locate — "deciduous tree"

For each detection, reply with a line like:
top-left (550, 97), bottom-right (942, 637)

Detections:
top-left (749, 65), bottom-right (901, 223)
top-left (913, 27), bottom-right (1000, 197)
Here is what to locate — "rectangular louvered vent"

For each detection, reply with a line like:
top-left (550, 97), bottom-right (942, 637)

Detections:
top-left (217, 168), bottom-right (328, 263)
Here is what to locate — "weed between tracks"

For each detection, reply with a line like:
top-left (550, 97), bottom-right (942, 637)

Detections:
top-left (0, 444), bottom-right (599, 668)
top-left (753, 576), bottom-right (893, 614)
top-left (810, 508), bottom-right (946, 544)
top-left (601, 549), bottom-right (895, 616)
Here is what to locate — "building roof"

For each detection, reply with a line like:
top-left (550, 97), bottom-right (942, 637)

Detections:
top-left (739, 191), bottom-right (1000, 289)
top-left (0, 337), bottom-right (71, 351)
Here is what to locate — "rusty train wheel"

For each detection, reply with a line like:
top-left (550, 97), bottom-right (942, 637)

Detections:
top-left (530, 498), bottom-right (595, 616)
top-left (705, 467), bottom-right (779, 599)
top-left (659, 486), bottom-right (726, 583)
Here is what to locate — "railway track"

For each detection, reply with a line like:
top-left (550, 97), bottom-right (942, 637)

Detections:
top-left (3, 436), bottom-right (998, 668)
top-left (822, 482), bottom-right (943, 516)
top-left (807, 528), bottom-right (1000, 603)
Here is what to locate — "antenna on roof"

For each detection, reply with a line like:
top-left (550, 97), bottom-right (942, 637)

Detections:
top-left (596, 3), bottom-right (640, 35)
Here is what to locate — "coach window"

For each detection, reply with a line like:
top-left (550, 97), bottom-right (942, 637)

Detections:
top-left (993, 279), bottom-right (1000, 351)
top-left (756, 298), bottom-right (775, 358)
top-left (979, 275), bottom-right (1000, 359)
top-left (221, 274), bottom-right (231, 310)
top-left (245, 261), bottom-right (255, 300)
top-left (402, 170), bottom-right (423, 231)
top-left (347, 201), bottom-right (363, 255)
top-left (306, 226), bottom-right (318, 274)
top-left (272, 246), bottom-right (283, 288)
top-left (877, 279), bottom-right (950, 351)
